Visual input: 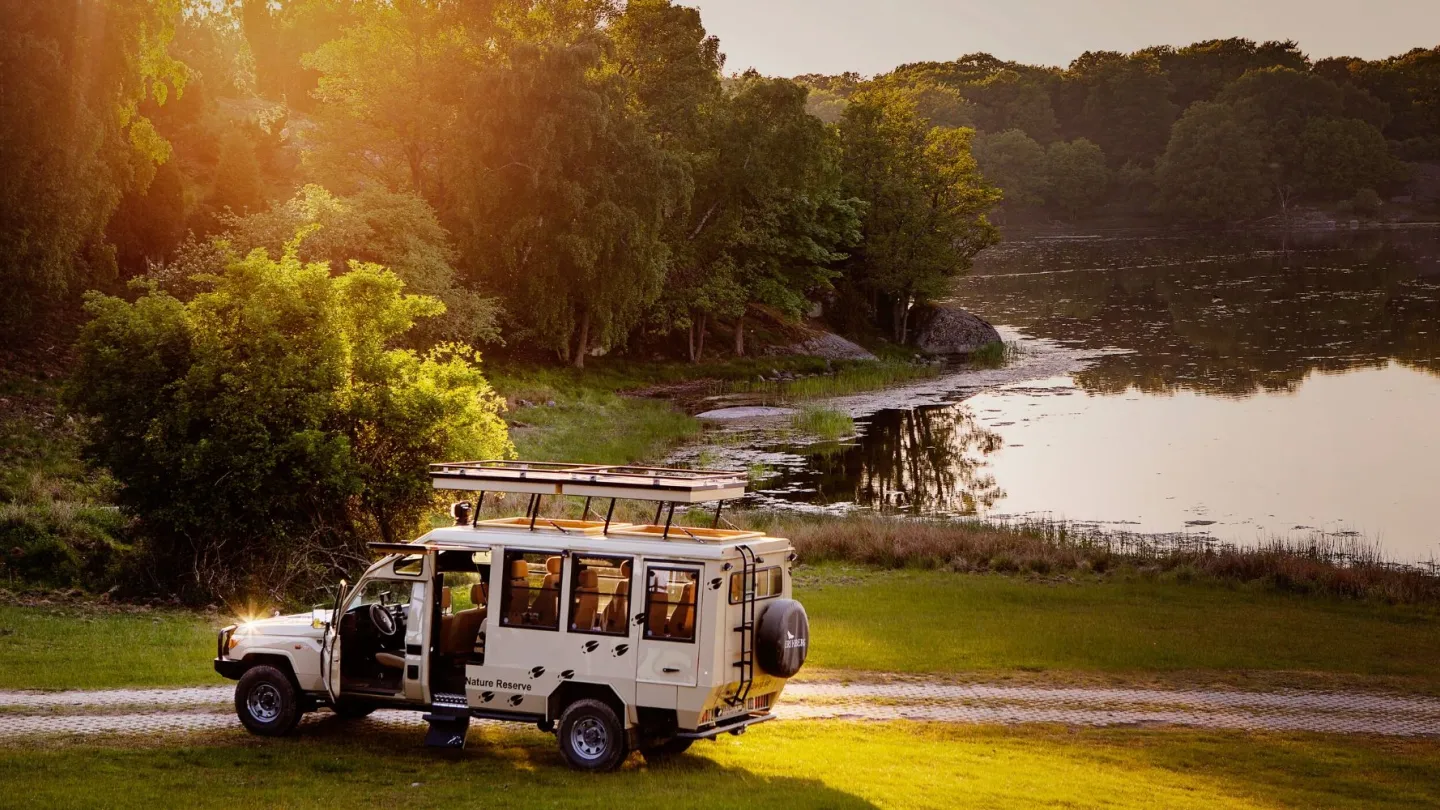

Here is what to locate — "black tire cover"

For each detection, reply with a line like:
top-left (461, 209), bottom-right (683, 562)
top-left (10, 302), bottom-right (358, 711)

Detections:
top-left (754, 599), bottom-right (809, 678)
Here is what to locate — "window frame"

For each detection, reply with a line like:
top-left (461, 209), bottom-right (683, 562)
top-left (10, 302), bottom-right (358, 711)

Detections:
top-left (565, 554), bottom-right (633, 637)
top-left (391, 554), bottom-right (426, 577)
top-left (498, 549), bottom-right (564, 633)
top-left (642, 565), bottom-right (701, 645)
top-left (728, 566), bottom-right (783, 604)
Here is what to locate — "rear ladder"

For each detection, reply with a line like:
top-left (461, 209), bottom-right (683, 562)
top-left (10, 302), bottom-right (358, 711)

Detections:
top-left (731, 544), bottom-right (758, 705)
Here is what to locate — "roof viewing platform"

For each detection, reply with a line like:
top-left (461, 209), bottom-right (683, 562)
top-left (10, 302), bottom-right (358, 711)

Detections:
top-left (429, 461), bottom-right (748, 503)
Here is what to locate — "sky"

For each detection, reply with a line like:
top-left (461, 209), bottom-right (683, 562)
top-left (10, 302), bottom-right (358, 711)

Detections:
top-left (693, 0), bottom-right (1440, 77)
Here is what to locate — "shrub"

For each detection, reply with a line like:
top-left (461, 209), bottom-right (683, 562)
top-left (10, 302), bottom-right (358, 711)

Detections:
top-left (67, 235), bottom-right (513, 601)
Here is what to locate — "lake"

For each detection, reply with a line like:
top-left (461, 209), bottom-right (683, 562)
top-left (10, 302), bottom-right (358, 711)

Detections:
top-left (745, 229), bottom-right (1440, 564)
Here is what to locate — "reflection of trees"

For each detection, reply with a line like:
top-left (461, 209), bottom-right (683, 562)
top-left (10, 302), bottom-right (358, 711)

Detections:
top-left (959, 230), bottom-right (1440, 396)
top-left (778, 405), bottom-right (1004, 515)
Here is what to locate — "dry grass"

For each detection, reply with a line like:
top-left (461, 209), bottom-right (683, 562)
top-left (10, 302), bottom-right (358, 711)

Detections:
top-left (740, 513), bottom-right (1440, 605)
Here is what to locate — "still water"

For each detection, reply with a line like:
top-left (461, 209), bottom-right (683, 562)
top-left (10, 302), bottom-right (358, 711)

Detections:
top-left (759, 230), bottom-right (1440, 563)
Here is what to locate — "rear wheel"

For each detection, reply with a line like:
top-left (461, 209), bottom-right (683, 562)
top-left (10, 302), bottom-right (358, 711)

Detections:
top-left (557, 699), bottom-right (629, 772)
top-left (640, 736), bottom-right (693, 762)
top-left (235, 665), bottom-right (301, 736)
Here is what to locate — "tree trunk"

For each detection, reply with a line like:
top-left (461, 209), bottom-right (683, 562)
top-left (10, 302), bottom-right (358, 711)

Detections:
top-left (572, 309), bottom-right (591, 369)
top-left (695, 313), bottom-right (707, 362)
top-left (898, 296), bottom-right (911, 345)
top-left (687, 321), bottom-right (696, 363)
top-left (733, 311), bottom-right (745, 357)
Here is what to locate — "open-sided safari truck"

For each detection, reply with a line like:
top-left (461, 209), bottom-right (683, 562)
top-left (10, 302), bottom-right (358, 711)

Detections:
top-left (214, 461), bottom-right (810, 770)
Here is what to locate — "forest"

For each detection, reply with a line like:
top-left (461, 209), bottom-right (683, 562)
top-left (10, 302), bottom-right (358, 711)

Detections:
top-left (3, 0), bottom-right (1439, 601)
top-left (801, 40), bottom-right (1440, 223)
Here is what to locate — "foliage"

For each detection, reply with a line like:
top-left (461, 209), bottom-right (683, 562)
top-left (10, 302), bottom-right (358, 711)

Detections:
top-left (1068, 51), bottom-right (1178, 166)
top-left (67, 239), bottom-right (512, 600)
top-left (1045, 138), bottom-right (1110, 216)
top-left (973, 130), bottom-right (1049, 207)
top-left (1156, 102), bottom-right (1274, 221)
top-left (838, 89), bottom-right (1000, 343)
top-left (1298, 117), bottom-right (1398, 197)
top-left (0, 0), bottom-right (186, 329)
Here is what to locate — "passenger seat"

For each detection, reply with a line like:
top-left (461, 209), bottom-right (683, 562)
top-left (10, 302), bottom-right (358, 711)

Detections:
top-left (572, 569), bottom-right (600, 631)
top-left (601, 561), bottom-right (631, 633)
top-left (534, 556), bottom-right (562, 626)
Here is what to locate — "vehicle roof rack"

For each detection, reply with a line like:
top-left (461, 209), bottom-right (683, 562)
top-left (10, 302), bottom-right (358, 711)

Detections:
top-left (429, 460), bottom-right (747, 503)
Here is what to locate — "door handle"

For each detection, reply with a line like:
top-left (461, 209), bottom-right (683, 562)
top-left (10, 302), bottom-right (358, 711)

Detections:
top-left (662, 667), bottom-right (680, 673)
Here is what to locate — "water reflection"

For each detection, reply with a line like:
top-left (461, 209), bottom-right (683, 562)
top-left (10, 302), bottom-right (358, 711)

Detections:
top-left (777, 407), bottom-right (1004, 515)
top-left (959, 230), bottom-right (1440, 396)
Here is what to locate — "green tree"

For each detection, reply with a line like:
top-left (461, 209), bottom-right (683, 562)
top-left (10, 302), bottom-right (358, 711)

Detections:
top-left (453, 34), bottom-right (688, 367)
top-left (839, 90), bottom-right (1000, 343)
top-left (68, 238), bottom-right (512, 600)
top-left (208, 128), bottom-right (269, 216)
top-left (0, 0), bottom-right (186, 328)
top-left (1045, 138), bottom-right (1110, 216)
top-left (1068, 52), bottom-right (1177, 166)
top-left (1297, 117), bottom-right (1397, 198)
top-left (1156, 101), bottom-right (1272, 221)
top-left (972, 130), bottom-right (1049, 207)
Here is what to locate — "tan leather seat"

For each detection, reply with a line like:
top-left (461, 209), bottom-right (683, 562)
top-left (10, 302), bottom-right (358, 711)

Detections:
top-left (646, 574), bottom-right (670, 638)
top-left (602, 561), bottom-right (631, 633)
top-left (668, 582), bottom-right (696, 639)
top-left (572, 569), bottom-right (600, 631)
top-left (506, 559), bottom-right (531, 625)
top-left (375, 651), bottom-right (405, 669)
top-left (442, 582), bottom-right (487, 655)
top-left (533, 556), bottom-right (562, 627)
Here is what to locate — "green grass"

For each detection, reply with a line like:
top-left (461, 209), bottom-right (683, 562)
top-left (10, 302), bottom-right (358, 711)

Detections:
top-left (730, 360), bottom-right (940, 401)
top-left (801, 566), bottom-right (1440, 685)
top-left (967, 339), bottom-right (1012, 368)
top-left (789, 406), bottom-right (855, 441)
top-left (5, 567), bottom-right (1439, 692)
top-left (0, 722), bottom-right (1436, 809)
top-left (0, 605), bottom-right (218, 690)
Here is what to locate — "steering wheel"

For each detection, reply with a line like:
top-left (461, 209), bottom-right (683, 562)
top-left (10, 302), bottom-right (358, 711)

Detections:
top-left (369, 602), bottom-right (397, 637)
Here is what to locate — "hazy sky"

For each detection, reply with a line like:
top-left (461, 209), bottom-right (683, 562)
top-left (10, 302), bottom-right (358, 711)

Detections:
top-left (693, 0), bottom-right (1440, 77)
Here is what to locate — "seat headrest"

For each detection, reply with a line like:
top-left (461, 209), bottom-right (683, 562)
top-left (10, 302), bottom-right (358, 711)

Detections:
top-left (579, 569), bottom-right (599, 589)
top-left (471, 583), bottom-right (486, 604)
top-left (546, 556), bottom-right (562, 575)
top-left (679, 582), bottom-right (696, 599)
top-left (620, 560), bottom-right (632, 576)
top-left (440, 589), bottom-right (451, 610)
top-left (510, 559), bottom-right (530, 579)
top-left (613, 580), bottom-right (629, 596)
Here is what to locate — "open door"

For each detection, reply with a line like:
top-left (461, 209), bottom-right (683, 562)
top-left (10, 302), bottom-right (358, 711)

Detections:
top-left (636, 563), bottom-right (701, 688)
top-left (320, 580), bottom-right (347, 704)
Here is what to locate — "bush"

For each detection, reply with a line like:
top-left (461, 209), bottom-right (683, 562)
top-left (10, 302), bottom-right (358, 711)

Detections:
top-left (67, 236), bottom-right (514, 601)
top-left (1351, 188), bottom-right (1383, 218)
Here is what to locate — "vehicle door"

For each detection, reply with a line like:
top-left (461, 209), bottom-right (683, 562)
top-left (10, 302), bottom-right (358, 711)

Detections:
top-left (325, 554), bottom-right (429, 700)
top-left (563, 554), bottom-right (640, 700)
top-left (636, 562), bottom-right (702, 688)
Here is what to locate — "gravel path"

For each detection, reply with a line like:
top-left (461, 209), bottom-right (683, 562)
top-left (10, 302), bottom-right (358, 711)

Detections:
top-left (2, 680), bottom-right (1438, 738)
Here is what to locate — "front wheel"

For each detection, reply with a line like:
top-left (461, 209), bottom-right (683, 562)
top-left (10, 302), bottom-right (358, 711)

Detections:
top-left (557, 699), bottom-right (629, 772)
top-left (235, 665), bottom-right (302, 736)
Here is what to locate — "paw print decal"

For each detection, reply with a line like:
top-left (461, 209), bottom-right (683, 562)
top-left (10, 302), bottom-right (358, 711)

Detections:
top-left (581, 640), bottom-right (600, 654)
top-left (708, 577), bottom-right (722, 590)
top-left (479, 691), bottom-right (495, 704)
top-left (633, 614), bottom-right (646, 626)
top-left (507, 694), bottom-right (524, 707)
top-left (558, 669), bottom-right (575, 680)
top-left (612, 644), bottom-right (630, 657)
top-left (529, 666), bottom-right (545, 679)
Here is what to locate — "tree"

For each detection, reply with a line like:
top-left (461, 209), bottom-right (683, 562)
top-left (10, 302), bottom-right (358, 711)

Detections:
top-left (838, 90), bottom-right (1000, 343)
top-left (972, 130), bottom-right (1048, 207)
top-left (453, 34), bottom-right (688, 367)
top-left (1156, 101), bottom-right (1272, 221)
top-left (1298, 117), bottom-right (1397, 198)
top-left (1149, 38), bottom-right (1308, 108)
top-left (1045, 138), bottom-right (1109, 216)
top-left (208, 128), bottom-right (269, 216)
top-left (1069, 52), bottom-right (1177, 166)
top-left (0, 0), bottom-right (186, 329)
top-left (68, 237), bottom-right (512, 600)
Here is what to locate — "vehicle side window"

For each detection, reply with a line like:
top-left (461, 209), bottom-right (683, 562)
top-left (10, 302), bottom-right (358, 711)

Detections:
top-left (729, 567), bottom-right (783, 604)
top-left (568, 555), bottom-right (632, 636)
top-left (351, 578), bottom-right (413, 609)
top-left (644, 567), bottom-right (699, 643)
top-left (392, 555), bottom-right (424, 576)
top-left (500, 550), bottom-right (563, 631)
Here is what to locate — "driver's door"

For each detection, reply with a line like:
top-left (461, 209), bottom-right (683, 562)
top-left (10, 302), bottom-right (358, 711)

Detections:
top-left (335, 576), bottom-right (421, 698)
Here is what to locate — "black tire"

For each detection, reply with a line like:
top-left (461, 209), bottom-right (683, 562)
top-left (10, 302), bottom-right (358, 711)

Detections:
top-left (332, 699), bottom-right (375, 720)
top-left (755, 598), bottom-right (810, 678)
top-left (640, 736), bottom-right (693, 762)
top-left (235, 665), bottom-right (302, 736)
top-left (557, 699), bottom-right (629, 772)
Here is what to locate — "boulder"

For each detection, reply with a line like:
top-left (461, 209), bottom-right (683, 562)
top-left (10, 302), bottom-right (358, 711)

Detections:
top-left (914, 304), bottom-right (1001, 356)
top-left (771, 331), bottom-right (878, 361)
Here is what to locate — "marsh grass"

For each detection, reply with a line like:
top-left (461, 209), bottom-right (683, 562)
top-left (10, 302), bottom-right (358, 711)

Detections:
top-left (789, 407), bottom-right (855, 441)
top-left (967, 340), bottom-right (1014, 368)
top-left (729, 361), bottom-right (941, 402)
top-left (742, 512), bottom-right (1440, 605)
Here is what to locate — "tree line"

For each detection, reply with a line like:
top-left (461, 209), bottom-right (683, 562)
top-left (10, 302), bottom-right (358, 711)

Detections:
top-left (1, 0), bottom-right (999, 359)
top-left (801, 40), bottom-right (1440, 223)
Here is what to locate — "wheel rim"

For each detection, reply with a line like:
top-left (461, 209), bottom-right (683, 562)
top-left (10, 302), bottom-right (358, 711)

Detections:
top-left (570, 717), bottom-right (609, 761)
top-left (247, 683), bottom-right (282, 723)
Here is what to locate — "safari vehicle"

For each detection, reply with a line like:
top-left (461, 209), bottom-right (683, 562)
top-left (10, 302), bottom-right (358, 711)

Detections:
top-left (214, 461), bottom-right (809, 770)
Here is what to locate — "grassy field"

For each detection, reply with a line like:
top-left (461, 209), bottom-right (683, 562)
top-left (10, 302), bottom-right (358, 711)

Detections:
top-left (0, 721), bottom-right (1436, 809)
top-left (5, 567), bottom-right (1438, 692)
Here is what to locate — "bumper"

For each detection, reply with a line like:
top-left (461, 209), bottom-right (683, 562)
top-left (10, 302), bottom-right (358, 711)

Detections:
top-left (676, 711), bottom-right (776, 740)
top-left (213, 657), bottom-right (247, 680)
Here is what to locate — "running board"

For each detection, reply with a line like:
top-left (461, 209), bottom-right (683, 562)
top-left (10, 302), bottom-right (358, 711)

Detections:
top-left (423, 693), bottom-right (470, 749)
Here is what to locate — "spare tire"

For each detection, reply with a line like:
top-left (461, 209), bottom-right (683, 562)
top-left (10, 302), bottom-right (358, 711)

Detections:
top-left (754, 599), bottom-right (809, 678)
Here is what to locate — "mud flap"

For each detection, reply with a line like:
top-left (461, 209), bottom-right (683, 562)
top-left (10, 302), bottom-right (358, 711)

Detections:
top-left (423, 694), bottom-right (470, 749)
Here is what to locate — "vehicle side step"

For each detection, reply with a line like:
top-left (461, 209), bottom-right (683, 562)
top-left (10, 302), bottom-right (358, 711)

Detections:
top-left (423, 694), bottom-right (470, 749)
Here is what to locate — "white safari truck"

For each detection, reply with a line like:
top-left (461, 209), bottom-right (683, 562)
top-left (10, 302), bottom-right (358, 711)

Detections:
top-left (214, 461), bottom-right (810, 770)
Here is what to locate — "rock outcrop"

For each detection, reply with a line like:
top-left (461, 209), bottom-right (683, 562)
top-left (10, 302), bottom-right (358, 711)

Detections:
top-left (914, 305), bottom-right (1001, 356)
top-left (769, 330), bottom-right (878, 361)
